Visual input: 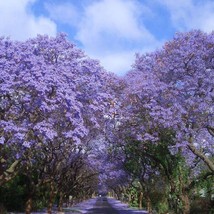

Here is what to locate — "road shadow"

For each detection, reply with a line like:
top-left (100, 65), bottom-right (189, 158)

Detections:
top-left (87, 197), bottom-right (119, 214)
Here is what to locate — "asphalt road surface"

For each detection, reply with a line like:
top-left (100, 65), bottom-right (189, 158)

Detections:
top-left (87, 197), bottom-right (119, 214)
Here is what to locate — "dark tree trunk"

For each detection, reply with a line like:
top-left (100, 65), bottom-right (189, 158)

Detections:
top-left (25, 179), bottom-right (35, 214)
top-left (58, 192), bottom-right (64, 212)
top-left (181, 191), bottom-right (190, 214)
top-left (25, 196), bottom-right (33, 214)
top-left (146, 194), bottom-right (152, 213)
top-left (47, 182), bottom-right (56, 214)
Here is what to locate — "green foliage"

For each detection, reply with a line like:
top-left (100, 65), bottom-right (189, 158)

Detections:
top-left (33, 184), bottom-right (49, 210)
top-left (124, 140), bottom-right (142, 176)
top-left (0, 174), bottom-right (49, 212)
top-left (190, 175), bottom-right (214, 213)
top-left (125, 184), bottom-right (139, 208)
top-left (0, 175), bottom-right (27, 211)
top-left (157, 201), bottom-right (169, 214)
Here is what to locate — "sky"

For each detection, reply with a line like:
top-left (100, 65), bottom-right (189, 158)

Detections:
top-left (0, 0), bottom-right (214, 75)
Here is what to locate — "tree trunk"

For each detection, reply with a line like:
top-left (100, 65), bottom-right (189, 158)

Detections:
top-left (188, 140), bottom-right (214, 172)
top-left (146, 195), bottom-right (152, 213)
top-left (139, 191), bottom-right (143, 209)
top-left (181, 191), bottom-right (190, 214)
top-left (0, 160), bottom-right (20, 186)
top-left (47, 182), bottom-right (56, 214)
top-left (25, 196), bottom-right (33, 214)
top-left (169, 180), bottom-right (179, 212)
top-left (128, 193), bottom-right (131, 204)
top-left (58, 192), bottom-right (64, 212)
top-left (25, 179), bottom-right (35, 214)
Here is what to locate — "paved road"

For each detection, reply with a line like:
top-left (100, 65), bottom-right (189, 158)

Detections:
top-left (87, 197), bottom-right (119, 214)
top-left (8, 197), bottom-right (148, 214)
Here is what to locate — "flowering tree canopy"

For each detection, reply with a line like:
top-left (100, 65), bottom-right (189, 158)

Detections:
top-left (0, 30), bottom-right (213, 213)
top-left (0, 34), bottom-right (115, 184)
top-left (124, 30), bottom-right (214, 172)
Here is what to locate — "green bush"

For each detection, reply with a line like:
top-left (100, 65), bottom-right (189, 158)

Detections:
top-left (0, 175), bottom-right (27, 211)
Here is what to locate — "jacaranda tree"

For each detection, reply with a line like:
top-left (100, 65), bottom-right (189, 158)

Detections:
top-left (121, 30), bottom-right (214, 213)
top-left (0, 34), bottom-right (115, 213)
top-left (0, 30), bottom-right (213, 214)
